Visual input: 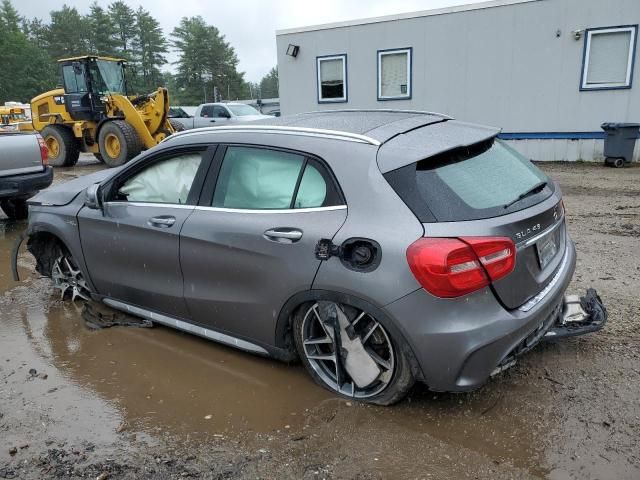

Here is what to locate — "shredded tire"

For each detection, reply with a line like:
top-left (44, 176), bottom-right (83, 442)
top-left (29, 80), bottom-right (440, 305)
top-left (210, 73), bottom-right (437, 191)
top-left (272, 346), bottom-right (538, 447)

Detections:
top-left (82, 301), bottom-right (153, 330)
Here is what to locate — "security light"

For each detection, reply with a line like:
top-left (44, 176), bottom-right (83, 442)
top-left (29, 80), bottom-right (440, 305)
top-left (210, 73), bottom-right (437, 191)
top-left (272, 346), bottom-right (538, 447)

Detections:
top-left (286, 44), bottom-right (300, 57)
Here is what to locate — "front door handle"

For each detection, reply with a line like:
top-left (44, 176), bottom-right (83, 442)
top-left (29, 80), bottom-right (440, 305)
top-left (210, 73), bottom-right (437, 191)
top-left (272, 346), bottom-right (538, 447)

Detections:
top-left (148, 215), bottom-right (176, 228)
top-left (264, 228), bottom-right (303, 243)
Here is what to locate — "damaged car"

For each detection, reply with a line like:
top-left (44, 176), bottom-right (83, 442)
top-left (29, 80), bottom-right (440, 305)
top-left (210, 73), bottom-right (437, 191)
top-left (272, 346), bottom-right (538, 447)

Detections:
top-left (13, 110), bottom-right (607, 405)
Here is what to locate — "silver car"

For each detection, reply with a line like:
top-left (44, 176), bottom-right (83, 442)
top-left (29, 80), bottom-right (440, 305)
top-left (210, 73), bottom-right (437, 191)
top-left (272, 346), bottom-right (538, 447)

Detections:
top-left (17, 110), bottom-right (607, 405)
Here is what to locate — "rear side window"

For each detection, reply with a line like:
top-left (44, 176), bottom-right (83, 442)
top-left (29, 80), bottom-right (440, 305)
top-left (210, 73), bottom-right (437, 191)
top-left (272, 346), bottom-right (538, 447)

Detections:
top-left (384, 139), bottom-right (552, 222)
top-left (212, 147), bottom-right (343, 210)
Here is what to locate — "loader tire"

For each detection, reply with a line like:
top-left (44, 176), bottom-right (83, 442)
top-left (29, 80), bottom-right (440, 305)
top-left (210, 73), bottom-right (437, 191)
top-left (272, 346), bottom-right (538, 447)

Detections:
top-left (42, 125), bottom-right (80, 167)
top-left (169, 119), bottom-right (186, 133)
top-left (98, 120), bottom-right (142, 168)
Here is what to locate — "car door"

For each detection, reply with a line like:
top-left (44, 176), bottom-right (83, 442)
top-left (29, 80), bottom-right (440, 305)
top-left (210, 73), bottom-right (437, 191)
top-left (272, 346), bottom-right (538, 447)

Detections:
top-left (194, 105), bottom-right (216, 129)
top-left (210, 105), bottom-right (232, 125)
top-left (78, 145), bottom-right (214, 318)
top-left (180, 145), bottom-right (347, 346)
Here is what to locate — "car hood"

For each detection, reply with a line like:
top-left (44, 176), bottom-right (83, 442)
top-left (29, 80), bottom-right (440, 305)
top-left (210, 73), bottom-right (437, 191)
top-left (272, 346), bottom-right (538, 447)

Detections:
top-left (29, 168), bottom-right (117, 206)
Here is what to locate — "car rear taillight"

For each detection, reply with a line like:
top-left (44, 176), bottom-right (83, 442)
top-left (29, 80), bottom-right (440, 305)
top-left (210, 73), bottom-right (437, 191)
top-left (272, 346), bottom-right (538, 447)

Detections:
top-left (36, 134), bottom-right (48, 166)
top-left (406, 237), bottom-right (516, 298)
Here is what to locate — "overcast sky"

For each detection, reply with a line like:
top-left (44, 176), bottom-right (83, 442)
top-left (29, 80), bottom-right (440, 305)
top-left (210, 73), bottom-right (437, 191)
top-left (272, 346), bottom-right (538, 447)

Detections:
top-left (14, 0), bottom-right (484, 82)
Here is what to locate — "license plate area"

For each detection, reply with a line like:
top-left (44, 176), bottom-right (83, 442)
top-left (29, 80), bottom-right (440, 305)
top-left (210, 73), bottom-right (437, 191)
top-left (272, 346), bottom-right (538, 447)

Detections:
top-left (536, 227), bottom-right (561, 269)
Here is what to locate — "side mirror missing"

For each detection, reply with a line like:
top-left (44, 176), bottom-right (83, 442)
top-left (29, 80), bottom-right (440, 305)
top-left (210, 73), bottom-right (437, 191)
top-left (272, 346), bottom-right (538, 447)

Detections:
top-left (84, 183), bottom-right (102, 210)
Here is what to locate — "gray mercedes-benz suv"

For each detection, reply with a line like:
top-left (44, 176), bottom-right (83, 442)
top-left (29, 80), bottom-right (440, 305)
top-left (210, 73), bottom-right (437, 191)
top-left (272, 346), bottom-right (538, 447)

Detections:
top-left (16, 110), bottom-right (606, 405)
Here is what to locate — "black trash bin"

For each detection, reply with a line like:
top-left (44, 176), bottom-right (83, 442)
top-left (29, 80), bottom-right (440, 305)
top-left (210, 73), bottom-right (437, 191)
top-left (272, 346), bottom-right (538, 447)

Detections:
top-left (601, 122), bottom-right (640, 167)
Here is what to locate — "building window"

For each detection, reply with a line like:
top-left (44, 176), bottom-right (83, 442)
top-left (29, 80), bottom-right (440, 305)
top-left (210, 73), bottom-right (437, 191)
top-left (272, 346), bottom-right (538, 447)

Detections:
top-left (581, 25), bottom-right (637, 90)
top-left (378, 48), bottom-right (412, 100)
top-left (316, 54), bottom-right (347, 103)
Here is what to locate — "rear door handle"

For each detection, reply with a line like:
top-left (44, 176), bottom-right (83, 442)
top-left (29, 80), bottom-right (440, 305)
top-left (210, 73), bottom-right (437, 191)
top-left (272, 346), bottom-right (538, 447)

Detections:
top-left (264, 228), bottom-right (303, 243)
top-left (148, 215), bottom-right (176, 228)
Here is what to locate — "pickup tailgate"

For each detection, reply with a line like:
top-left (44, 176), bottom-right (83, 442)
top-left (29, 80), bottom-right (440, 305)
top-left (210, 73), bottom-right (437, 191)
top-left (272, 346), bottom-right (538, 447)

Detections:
top-left (0, 132), bottom-right (43, 177)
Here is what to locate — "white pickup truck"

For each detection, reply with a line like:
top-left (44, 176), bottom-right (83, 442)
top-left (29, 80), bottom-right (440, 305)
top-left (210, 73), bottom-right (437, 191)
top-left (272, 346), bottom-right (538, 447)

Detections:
top-left (170, 102), bottom-right (270, 130)
top-left (0, 131), bottom-right (53, 219)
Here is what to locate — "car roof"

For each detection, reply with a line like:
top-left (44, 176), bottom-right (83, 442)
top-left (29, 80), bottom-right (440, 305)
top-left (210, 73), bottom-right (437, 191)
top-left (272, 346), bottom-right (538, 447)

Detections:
top-left (253, 110), bottom-right (450, 144)
top-left (165, 110), bottom-right (501, 170)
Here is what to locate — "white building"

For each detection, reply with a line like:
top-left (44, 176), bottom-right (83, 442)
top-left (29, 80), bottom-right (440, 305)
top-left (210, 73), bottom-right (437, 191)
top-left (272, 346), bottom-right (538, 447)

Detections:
top-left (276, 0), bottom-right (639, 161)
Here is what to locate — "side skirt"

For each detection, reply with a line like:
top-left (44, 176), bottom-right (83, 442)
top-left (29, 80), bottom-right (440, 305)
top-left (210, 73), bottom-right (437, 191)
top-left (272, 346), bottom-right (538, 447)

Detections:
top-left (102, 298), bottom-right (270, 355)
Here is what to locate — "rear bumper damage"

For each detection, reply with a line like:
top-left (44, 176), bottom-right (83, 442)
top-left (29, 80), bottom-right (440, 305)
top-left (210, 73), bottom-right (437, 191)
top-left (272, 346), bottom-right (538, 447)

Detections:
top-left (490, 288), bottom-right (608, 376)
top-left (544, 288), bottom-right (607, 339)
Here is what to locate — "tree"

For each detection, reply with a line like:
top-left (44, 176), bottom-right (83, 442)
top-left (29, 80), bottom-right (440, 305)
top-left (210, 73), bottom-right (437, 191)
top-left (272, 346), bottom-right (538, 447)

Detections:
top-left (22, 18), bottom-right (49, 49)
top-left (86, 2), bottom-right (118, 56)
top-left (108, 1), bottom-right (136, 56)
top-left (47, 5), bottom-right (90, 59)
top-left (171, 16), bottom-right (249, 104)
top-left (259, 67), bottom-right (278, 98)
top-left (131, 7), bottom-right (167, 92)
top-left (0, 2), bottom-right (56, 103)
top-left (0, 0), bottom-right (21, 34)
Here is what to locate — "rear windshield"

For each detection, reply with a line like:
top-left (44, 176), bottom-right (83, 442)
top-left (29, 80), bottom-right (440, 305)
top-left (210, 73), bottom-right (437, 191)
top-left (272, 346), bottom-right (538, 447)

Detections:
top-left (384, 139), bottom-right (553, 222)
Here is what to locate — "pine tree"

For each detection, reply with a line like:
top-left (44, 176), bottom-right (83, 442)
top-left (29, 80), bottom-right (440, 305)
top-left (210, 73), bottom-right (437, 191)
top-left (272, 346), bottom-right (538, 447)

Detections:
top-left (47, 5), bottom-right (90, 59)
top-left (108, 1), bottom-right (136, 56)
top-left (86, 2), bottom-right (118, 56)
top-left (172, 16), bottom-right (249, 104)
top-left (132, 7), bottom-right (167, 92)
top-left (0, 1), bottom-right (56, 103)
top-left (0, 0), bottom-right (21, 34)
top-left (259, 67), bottom-right (279, 98)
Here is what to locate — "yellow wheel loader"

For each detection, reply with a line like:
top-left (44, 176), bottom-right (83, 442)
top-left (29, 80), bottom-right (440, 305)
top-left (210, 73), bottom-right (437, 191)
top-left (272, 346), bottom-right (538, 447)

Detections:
top-left (31, 56), bottom-right (185, 167)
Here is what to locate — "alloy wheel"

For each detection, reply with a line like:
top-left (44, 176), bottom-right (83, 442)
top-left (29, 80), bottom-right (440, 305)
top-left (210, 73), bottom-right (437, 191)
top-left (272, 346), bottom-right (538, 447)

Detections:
top-left (51, 255), bottom-right (90, 301)
top-left (301, 302), bottom-right (395, 398)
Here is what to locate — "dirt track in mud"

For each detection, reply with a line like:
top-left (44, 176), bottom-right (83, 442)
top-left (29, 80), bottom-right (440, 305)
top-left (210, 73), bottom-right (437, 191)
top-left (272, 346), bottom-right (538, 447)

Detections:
top-left (0, 157), bottom-right (639, 479)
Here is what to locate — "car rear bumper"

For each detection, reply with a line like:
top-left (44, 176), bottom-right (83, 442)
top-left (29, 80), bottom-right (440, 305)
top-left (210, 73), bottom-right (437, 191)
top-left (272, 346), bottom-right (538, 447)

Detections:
top-left (384, 239), bottom-right (581, 392)
top-left (0, 167), bottom-right (53, 199)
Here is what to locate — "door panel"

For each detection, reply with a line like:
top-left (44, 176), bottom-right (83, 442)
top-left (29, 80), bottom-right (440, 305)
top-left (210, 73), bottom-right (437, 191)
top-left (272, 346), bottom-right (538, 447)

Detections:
top-left (78, 203), bottom-right (194, 318)
top-left (180, 207), bottom-right (347, 345)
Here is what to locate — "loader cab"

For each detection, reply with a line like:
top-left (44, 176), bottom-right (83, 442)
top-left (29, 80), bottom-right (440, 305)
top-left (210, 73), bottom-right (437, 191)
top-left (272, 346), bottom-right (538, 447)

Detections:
top-left (59, 56), bottom-right (128, 121)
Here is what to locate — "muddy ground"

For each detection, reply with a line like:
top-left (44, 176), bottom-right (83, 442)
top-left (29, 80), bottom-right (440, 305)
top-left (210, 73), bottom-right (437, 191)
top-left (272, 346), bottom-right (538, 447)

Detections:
top-left (0, 157), bottom-right (639, 479)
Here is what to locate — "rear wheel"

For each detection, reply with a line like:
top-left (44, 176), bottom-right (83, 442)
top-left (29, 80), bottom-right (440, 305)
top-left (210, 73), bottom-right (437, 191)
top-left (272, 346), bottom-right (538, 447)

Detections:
top-left (1, 198), bottom-right (29, 220)
top-left (293, 301), bottom-right (414, 405)
top-left (41, 125), bottom-right (80, 167)
top-left (98, 120), bottom-right (142, 168)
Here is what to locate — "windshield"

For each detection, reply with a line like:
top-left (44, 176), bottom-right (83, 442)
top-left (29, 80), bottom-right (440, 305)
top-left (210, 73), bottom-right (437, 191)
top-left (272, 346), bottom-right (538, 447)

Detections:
top-left (10, 111), bottom-right (26, 121)
top-left (92, 60), bottom-right (126, 95)
top-left (384, 139), bottom-right (552, 222)
top-left (226, 104), bottom-right (260, 116)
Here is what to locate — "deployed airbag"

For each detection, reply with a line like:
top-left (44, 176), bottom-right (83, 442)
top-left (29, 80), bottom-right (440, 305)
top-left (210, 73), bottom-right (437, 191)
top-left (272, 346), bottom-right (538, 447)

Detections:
top-left (119, 153), bottom-right (201, 204)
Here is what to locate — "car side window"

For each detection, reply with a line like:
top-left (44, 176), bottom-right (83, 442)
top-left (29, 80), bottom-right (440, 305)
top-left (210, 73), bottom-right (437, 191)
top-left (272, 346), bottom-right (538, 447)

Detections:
top-left (212, 106), bottom-right (228, 118)
top-left (117, 152), bottom-right (203, 205)
top-left (213, 147), bottom-right (304, 209)
top-left (212, 147), bottom-right (343, 210)
top-left (200, 105), bottom-right (213, 117)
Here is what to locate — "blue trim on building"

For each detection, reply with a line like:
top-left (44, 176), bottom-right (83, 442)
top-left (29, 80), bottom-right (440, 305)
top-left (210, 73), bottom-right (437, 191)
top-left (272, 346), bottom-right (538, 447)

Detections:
top-left (377, 47), bottom-right (413, 101)
top-left (499, 132), bottom-right (605, 140)
top-left (579, 24), bottom-right (638, 92)
top-left (316, 54), bottom-right (348, 104)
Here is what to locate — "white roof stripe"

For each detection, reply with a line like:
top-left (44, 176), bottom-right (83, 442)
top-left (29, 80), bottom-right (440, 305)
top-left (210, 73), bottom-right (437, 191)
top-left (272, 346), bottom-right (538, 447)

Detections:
top-left (276, 0), bottom-right (540, 36)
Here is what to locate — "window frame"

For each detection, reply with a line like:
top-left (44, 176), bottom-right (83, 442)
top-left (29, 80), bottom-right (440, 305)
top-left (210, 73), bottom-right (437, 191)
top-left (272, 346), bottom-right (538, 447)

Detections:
top-left (200, 143), bottom-right (346, 212)
top-left (377, 47), bottom-right (412, 101)
top-left (102, 144), bottom-right (216, 206)
top-left (316, 54), bottom-right (348, 104)
top-left (580, 25), bottom-right (638, 91)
